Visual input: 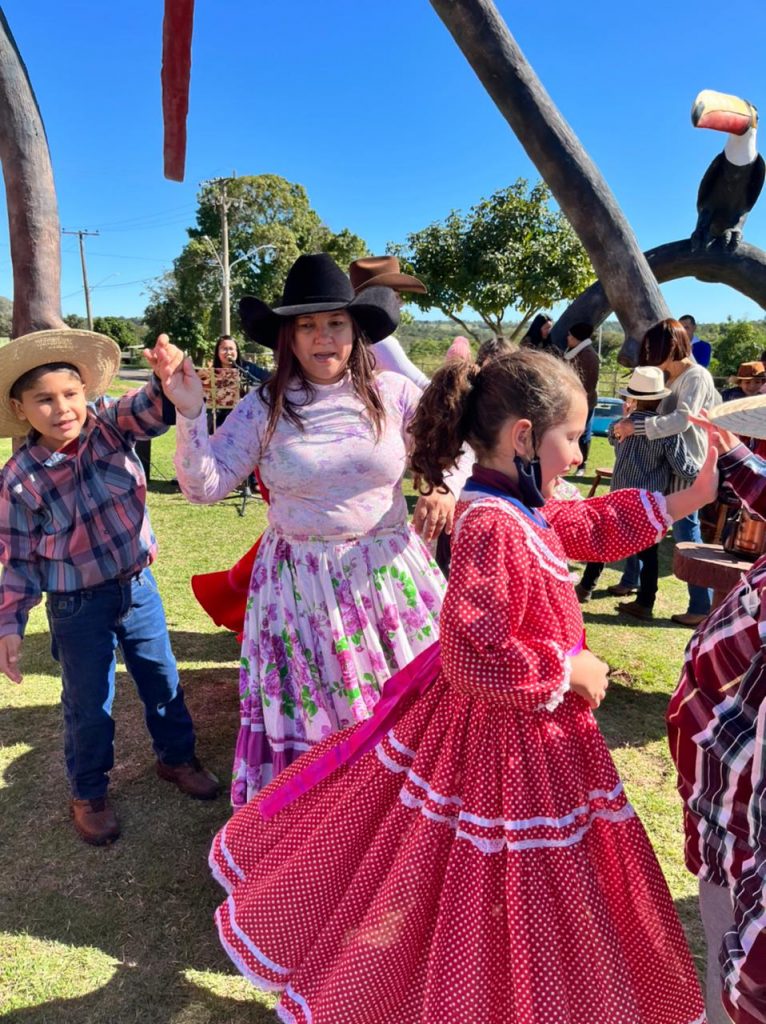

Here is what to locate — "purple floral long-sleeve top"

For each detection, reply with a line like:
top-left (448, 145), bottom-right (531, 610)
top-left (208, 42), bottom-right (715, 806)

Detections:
top-left (175, 372), bottom-right (469, 540)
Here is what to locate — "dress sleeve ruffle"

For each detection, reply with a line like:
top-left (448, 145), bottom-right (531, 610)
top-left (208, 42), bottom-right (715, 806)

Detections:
top-left (441, 506), bottom-right (571, 712)
top-left (545, 488), bottom-right (669, 563)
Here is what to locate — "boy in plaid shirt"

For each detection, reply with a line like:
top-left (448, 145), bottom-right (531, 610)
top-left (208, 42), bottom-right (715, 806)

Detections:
top-left (0, 329), bottom-right (219, 846)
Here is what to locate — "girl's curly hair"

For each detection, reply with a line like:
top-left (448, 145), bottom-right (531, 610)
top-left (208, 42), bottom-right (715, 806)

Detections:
top-left (408, 348), bottom-right (584, 493)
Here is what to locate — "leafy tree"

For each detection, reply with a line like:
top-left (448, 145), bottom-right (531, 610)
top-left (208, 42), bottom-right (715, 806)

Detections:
top-left (0, 295), bottom-right (12, 337)
top-left (147, 174), bottom-right (368, 361)
top-left (390, 180), bottom-right (594, 339)
top-left (92, 316), bottom-right (142, 349)
top-left (709, 318), bottom-right (766, 376)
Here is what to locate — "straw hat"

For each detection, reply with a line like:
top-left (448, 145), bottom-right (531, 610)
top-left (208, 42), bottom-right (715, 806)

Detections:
top-left (0, 328), bottom-right (121, 436)
top-left (708, 395), bottom-right (766, 439)
top-left (618, 365), bottom-right (671, 400)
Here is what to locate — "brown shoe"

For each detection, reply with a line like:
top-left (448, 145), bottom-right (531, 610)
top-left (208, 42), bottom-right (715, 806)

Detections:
top-left (617, 600), bottom-right (653, 621)
top-left (671, 612), bottom-right (707, 629)
top-left (607, 584), bottom-right (638, 597)
top-left (70, 796), bottom-right (120, 846)
top-left (574, 583), bottom-right (592, 603)
top-left (156, 757), bottom-right (221, 800)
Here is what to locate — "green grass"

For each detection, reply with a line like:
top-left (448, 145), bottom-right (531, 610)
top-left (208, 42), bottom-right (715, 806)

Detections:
top-left (0, 417), bottom-right (705, 1021)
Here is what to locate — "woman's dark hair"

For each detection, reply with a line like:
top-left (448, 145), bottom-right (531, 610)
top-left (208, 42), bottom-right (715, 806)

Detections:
top-left (213, 335), bottom-right (240, 368)
top-left (520, 313), bottom-right (553, 350)
top-left (409, 348), bottom-right (584, 492)
top-left (258, 315), bottom-right (385, 453)
top-left (639, 319), bottom-right (691, 366)
top-left (476, 335), bottom-right (515, 367)
top-left (10, 362), bottom-right (82, 401)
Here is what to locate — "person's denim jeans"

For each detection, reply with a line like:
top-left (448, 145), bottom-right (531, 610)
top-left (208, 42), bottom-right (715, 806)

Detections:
top-left (46, 568), bottom-right (196, 800)
top-left (619, 554), bottom-right (641, 589)
top-left (672, 511), bottom-right (713, 615)
top-left (579, 408), bottom-right (595, 468)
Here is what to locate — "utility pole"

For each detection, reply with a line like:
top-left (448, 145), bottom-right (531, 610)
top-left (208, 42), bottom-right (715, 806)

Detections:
top-left (201, 177), bottom-right (235, 335)
top-left (220, 181), bottom-right (231, 335)
top-left (62, 228), bottom-right (99, 329)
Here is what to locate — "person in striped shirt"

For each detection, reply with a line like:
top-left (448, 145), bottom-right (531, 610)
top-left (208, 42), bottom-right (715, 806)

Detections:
top-left (575, 366), bottom-right (697, 619)
top-left (0, 329), bottom-right (220, 847)
top-left (668, 413), bottom-right (766, 1024)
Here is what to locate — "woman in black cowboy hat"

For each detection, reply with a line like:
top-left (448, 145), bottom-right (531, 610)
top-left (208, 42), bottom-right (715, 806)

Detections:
top-left (159, 253), bottom-right (462, 806)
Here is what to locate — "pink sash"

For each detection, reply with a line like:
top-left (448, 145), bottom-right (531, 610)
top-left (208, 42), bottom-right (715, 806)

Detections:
top-left (259, 630), bottom-right (585, 819)
top-left (260, 642), bottom-right (442, 818)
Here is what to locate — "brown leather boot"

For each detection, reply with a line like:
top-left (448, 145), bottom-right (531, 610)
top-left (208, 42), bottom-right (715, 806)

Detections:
top-left (617, 600), bottom-right (654, 622)
top-left (70, 796), bottom-right (120, 846)
top-left (156, 757), bottom-right (221, 800)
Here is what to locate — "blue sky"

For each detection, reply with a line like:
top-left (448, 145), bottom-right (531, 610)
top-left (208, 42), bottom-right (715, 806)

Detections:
top-left (1, 0), bottom-right (765, 327)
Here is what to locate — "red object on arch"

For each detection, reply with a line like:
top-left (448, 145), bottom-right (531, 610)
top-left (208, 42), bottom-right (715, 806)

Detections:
top-left (162, 0), bottom-right (195, 181)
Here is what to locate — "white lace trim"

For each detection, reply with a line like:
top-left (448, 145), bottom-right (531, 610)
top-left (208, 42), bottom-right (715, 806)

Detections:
top-left (375, 732), bottom-right (634, 855)
top-left (641, 489), bottom-right (672, 540)
top-left (454, 497), bottom-right (571, 581)
top-left (215, 826), bottom-right (245, 883)
top-left (539, 653), bottom-right (572, 712)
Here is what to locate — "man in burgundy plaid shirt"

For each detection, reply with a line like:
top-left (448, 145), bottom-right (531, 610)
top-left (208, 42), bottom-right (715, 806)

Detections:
top-left (668, 430), bottom-right (766, 1024)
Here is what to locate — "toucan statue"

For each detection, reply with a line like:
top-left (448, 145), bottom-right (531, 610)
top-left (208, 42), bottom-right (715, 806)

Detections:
top-left (691, 89), bottom-right (765, 251)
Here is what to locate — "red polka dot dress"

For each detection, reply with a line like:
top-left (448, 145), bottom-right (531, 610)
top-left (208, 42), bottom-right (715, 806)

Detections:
top-left (210, 488), bottom-right (705, 1024)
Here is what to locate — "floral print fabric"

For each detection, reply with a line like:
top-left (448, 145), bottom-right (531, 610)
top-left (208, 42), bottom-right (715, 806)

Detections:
top-left (232, 524), bottom-right (444, 806)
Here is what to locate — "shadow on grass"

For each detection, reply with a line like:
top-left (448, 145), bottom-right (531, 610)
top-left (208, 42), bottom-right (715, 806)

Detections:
top-left (580, 609), bottom-right (693, 631)
top-left (0, 668), bottom-right (278, 1023)
top-left (169, 629), bottom-right (241, 665)
top-left (595, 676), bottom-right (674, 747)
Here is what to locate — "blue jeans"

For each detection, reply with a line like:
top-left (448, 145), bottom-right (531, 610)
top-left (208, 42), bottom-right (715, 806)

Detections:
top-left (579, 409), bottom-right (595, 467)
top-left (672, 511), bottom-right (713, 615)
top-left (46, 568), bottom-right (196, 800)
top-left (619, 554), bottom-right (641, 589)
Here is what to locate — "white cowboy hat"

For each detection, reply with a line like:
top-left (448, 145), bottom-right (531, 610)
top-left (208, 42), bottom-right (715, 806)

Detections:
top-left (0, 328), bottom-right (121, 436)
top-left (618, 365), bottom-right (671, 401)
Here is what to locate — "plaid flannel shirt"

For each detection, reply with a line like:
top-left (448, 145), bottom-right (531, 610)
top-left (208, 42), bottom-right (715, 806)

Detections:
top-left (667, 442), bottom-right (766, 1024)
top-left (0, 376), bottom-right (168, 637)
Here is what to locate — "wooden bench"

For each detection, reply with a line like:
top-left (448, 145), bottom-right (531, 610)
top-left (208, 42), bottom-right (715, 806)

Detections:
top-left (586, 467), bottom-right (613, 498)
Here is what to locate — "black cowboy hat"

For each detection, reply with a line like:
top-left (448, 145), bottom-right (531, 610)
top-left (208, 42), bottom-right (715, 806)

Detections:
top-left (239, 253), bottom-right (399, 350)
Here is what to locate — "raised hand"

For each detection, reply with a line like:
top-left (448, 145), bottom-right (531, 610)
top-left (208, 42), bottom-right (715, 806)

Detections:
top-left (665, 443), bottom-right (720, 522)
top-left (688, 410), bottom-right (739, 455)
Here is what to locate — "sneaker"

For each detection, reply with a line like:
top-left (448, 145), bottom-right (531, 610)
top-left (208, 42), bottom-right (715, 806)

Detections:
top-left (574, 583), bottom-right (592, 603)
top-left (607, 584), bottom-right (638, 597)
top-left (617, 600), bottom-right (653, 621)
top-left (156, 757), bottom-right (221, 800)
top-left (671, 612), bottom-right (707, 629)
top-left (574, 467), bottom-right (586, 478)
top-left (70, 796), bottom-right (120, 846)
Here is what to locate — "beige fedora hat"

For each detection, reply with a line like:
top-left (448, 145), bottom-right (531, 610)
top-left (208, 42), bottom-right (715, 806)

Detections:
top-left (618, 365), bottom-right (671, 401)
top-left (0, 328), bottom-right (121, 436)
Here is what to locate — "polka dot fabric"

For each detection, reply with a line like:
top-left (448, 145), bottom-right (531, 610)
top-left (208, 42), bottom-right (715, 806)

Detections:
top-left (210, 489), bottom-right (704, 1023)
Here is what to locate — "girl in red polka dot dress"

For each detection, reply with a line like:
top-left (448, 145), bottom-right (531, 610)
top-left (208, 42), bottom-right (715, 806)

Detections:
top-left (210, 349), bottom-right (714, 1024)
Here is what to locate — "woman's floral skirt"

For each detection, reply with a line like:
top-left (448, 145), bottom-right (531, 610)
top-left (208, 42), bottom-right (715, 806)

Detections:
top-left (231, 523), bottom-right (445, 806)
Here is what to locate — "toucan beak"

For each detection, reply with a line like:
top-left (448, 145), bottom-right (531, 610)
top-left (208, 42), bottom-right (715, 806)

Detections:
top-left (691, 89), bottom-right (758, 135)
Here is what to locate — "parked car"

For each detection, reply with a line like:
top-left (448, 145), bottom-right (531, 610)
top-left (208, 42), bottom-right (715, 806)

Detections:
top-left (591, 396), bottom-right (623, 437)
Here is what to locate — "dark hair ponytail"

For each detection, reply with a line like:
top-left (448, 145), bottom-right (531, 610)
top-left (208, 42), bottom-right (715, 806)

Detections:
top-left (409, 349), bottom-right (584, 493)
